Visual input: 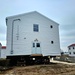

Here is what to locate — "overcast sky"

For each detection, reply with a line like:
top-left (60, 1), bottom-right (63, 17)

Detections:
top-left (0, 0), bottom-right (75, 52)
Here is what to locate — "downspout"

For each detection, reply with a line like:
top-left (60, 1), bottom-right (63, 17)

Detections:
top-left (11, 19), bottom-right (21, 54)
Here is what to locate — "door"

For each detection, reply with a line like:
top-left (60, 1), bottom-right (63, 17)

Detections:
top-left (32, 42), bottom-right (41, 54)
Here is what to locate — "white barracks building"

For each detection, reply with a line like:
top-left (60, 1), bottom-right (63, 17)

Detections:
top-left (68, 44), bottom-right (75, 57)
top-left (0, 43), bottom-right (6, 58)
top-left (6, 11), bottom-right (61, 65)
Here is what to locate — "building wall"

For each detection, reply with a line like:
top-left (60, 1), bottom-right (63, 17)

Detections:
top-left (6, 11), bottom-right (60, 56)
top-left (68, 46), bottom-right (75, 56)
top-left (1, 48), bottom-right (6, 58)
top-left (0, 44), bottom-right (6, 58)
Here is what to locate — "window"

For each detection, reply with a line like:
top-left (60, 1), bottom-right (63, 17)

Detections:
top-left (73, 52), bottom-right (75, 54)
top-left (33, 43), bottom-right (35, 47)
top-left (69, 52), bottom-right (71, 54)
top-left (33, 24), bottom-right (39, 32)
top-left (51, 41), bottom-right (54, 44)
top-left (36, 43), bottom-right (40, 47)
top-left (69, 47), bottom-right (71, 50)
top-left (50, 25), bottom-right (53, 28)
top-left (73, 47), bottom-right (74, 49)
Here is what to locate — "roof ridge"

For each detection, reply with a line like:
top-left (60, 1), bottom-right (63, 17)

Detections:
top-left (68, 44), bottom-right (75, 47)
top-left (2, 46), bottom-right (6, 49)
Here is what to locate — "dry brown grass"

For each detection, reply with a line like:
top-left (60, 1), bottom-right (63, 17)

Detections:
top-left (0, 63), bottom-right (75, 75)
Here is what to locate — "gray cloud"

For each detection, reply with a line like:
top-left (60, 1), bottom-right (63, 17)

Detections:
top-left (0, 25), bottom-right (6, 34)
top-left (0, 34), bottom-right (6, 41)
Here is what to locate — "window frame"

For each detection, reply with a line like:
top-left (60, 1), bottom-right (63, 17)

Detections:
top-left (36, 43), bottom-right (40, 47)
top-left (33, 43), bottom-right (35, 47)
top-left (33, 24), bottom-right (39, 32)
top-left (73, 47), bottom-right (74, 49)
top-left (50, 25), bottom-right (53, 28)
top-left (73, 52), bottom-right (75, 54)
top-left (51, 41), bottom-right (54, 44)
top-left (69, 52), bottom-right (71, 54)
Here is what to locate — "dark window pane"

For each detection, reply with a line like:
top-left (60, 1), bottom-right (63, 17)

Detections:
top-left (73, 47), bottom-right (74, 49)
top-left (51, 41), bottom-right (54, 44)
top-left (69, 52), bottom-right (71, 54)
top-left (73, 52), bottom-right (75, 54)
top-left (50, 25), bottom-right (53, 28)
top-left (36, 43), bottom-right (40, 47)
top-left (33, 24), bottom-right (39, 32)
top-left (33, 43), bottom-right (35, 47)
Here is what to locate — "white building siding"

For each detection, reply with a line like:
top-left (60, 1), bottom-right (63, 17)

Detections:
top-left (68, 45), bottom-right (75, 56)
top-left (1, 49), bottom-right (6, 58)
top-left (6, 11), bottom-right (60, 56)
top-left (0, 45), bottom-right (6, 58)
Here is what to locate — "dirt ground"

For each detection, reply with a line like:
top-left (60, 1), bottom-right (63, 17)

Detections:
top-left (1, 63), bottom-right (75, 75)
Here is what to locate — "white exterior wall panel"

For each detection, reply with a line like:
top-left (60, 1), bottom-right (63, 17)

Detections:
top-left (6, 11), bottom-right (60, 56)
top-left (1, 49), bottom-right (6, 58)
top-left (68, 46), bottom-right (75, 57)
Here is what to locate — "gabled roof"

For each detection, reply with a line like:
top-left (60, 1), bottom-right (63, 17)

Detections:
top-left (68, 44), bottom-right (75, 47)
top-left (2, 46), bottom-right (6, 49)
top-left (6, 11), bottom-right (59, 25)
